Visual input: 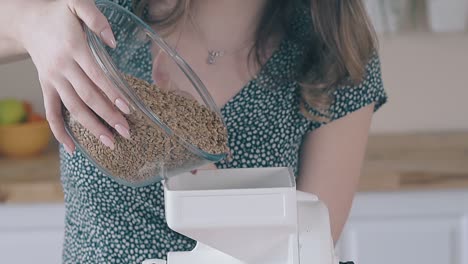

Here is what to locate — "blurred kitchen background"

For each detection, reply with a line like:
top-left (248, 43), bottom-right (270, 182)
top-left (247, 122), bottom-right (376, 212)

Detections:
top-left (1, 0), bottom-right (467, 264)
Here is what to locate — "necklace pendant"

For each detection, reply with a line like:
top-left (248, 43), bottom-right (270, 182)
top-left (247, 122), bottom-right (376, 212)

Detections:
top-left (207, 50), bottom-right (224, 65)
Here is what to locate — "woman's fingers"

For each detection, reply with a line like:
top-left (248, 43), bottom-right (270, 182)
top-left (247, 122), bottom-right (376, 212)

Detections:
top-left (73, 42), bottom-right (131, 115)
top-left (54, 77), bottom-right (116, 150)
top-left (26, 0), bottom-right (132, 152)
top-left (67, 5), bottom-right (132, 139)
top-left (68, 0), bottom-right (116, 48)
top-left (66, 62), bottom-right (130, 139)
top-left (42, 82), bottom-right (75, 154)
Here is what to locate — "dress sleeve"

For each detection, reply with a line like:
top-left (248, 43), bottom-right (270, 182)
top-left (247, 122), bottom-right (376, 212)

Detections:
top-left (305, 52), bottom-right (387, 130)
top-left (328, 52), bottom-right (387, 122)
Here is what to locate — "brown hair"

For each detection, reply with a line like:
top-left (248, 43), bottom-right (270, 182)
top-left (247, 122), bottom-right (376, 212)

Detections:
top-left (132, 0), bottom-right (377, 120)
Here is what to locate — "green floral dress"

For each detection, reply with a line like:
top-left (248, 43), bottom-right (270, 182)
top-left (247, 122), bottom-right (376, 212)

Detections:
top-left (60, 1), bottom-right (387, 263)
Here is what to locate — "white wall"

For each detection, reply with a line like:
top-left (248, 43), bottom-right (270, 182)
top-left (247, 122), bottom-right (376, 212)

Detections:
top-left (1, 33), bottom-right (468, 133)
top-left (0, 59), bottom-right (43, 114)
top-left (374, 33), bottom-right (468, 133)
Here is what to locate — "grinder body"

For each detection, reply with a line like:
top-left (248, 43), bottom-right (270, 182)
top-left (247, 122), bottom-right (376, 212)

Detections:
top-left (143, 167), bottom-right (339, 264)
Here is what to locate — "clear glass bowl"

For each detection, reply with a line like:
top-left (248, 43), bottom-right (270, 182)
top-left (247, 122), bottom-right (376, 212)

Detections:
top-left (63, 0), bottom-right (228, 187)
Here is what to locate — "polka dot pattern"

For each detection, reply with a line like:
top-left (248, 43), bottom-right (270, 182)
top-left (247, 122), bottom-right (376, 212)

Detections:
top-left (60, 1), bottom-right (387, 263)
top-left (61, 149), bottom-right (195, 263)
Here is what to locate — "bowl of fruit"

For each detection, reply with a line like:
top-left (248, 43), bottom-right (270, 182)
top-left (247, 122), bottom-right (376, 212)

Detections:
top-left (0, 99), bottom-right (52, 158)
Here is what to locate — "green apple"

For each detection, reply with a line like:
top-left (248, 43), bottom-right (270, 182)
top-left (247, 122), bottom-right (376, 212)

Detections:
top-left (0, 99), bottom-right (27, 125)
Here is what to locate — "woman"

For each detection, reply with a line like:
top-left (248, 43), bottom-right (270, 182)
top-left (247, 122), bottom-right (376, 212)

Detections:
top-left (0, 0), bottom-right (387, 263)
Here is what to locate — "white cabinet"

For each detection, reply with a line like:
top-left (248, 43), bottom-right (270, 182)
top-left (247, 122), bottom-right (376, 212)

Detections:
top-left (337, 190), bottom-right (468, 264)
top-left (0, 204), bottom-right (65, 264)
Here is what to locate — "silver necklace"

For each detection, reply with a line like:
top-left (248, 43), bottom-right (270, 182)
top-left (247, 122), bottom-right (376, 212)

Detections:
top-left (207, 50), bottom-right (225, 65)
top-left (188, 14), bottom-right (252, 65)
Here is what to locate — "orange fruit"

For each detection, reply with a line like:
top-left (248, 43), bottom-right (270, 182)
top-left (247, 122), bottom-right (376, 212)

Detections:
top-left (23, 101), bottom-right (33, 115)
top-left (28, 113), bottom-right (45, 122)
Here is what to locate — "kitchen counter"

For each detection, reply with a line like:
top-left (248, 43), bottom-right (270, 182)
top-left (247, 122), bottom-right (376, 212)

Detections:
top-left (362, 132), bottom-right (468, 191)
top-left (0, 147), bottom-right (62, 203)
top-left (1, 132), bottom-right (467, 203)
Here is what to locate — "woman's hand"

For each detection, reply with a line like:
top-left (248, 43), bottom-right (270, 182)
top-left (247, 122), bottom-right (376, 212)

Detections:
top-left (18, 0), bottom-right (131, 154)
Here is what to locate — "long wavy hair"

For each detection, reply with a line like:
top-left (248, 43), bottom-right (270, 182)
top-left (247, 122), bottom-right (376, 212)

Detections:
top-left (132, 0), bottom-right (377, 120)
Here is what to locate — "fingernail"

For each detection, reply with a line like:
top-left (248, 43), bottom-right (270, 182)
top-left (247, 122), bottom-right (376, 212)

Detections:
top-left (115, 124), bottom-right (130, 139)
top-left (100, 27), bottom-right (117, 48)
top-left (64, 144), bottom-right (74, 155)
top-left (100, 135), bottom-right (115, 150)
top-left (115, 98), bottom-right (130, 115)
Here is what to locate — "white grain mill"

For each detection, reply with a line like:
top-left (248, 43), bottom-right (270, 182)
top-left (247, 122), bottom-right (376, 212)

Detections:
top-left (143, 167), bottom-right (340, 264)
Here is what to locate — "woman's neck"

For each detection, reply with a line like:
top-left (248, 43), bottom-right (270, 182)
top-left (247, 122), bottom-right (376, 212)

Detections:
top-left (188, 0), bottom-right (267, 52)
